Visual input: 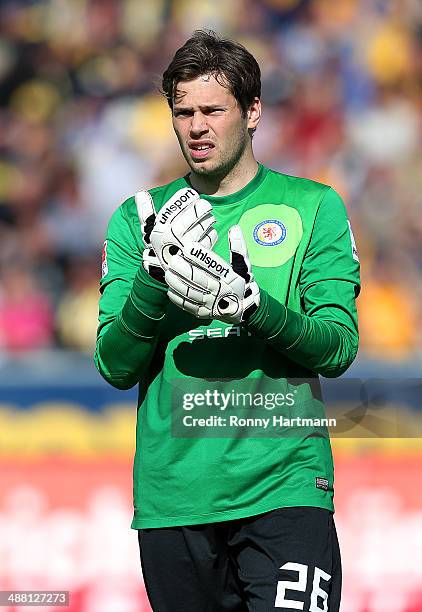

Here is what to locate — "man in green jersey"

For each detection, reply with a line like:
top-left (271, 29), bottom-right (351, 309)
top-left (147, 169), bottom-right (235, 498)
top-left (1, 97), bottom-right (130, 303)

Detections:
top-left (95, 30), bottom-right (360, 612)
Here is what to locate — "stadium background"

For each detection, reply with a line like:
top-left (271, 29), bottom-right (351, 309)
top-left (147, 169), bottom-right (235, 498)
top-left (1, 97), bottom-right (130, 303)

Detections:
top-left (0, 0), bottom-right (421, 610)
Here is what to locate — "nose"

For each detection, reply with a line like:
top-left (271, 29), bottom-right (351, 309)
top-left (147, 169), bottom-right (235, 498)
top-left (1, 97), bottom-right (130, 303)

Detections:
top-left (190, 111), bottom-right (208, 136)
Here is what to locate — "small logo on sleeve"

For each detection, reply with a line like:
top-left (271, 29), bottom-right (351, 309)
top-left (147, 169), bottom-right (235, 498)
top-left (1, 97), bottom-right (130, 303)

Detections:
top-left (101, 240), bottom-right (108, 278)
top-left (253, 219), bottom-right (286, 247)
top-left (347, 220), bottom-right (359, 262)
top-left (316, 477), bottom-right (329, 491)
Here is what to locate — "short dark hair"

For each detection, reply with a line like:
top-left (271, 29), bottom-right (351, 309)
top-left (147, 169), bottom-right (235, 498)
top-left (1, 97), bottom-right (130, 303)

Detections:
top-left (161, 30), bottom-right (261, 115)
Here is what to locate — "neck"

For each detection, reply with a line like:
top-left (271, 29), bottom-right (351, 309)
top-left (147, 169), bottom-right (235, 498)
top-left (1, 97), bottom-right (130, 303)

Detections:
top-left (188, 150), bottom-right (259, 197)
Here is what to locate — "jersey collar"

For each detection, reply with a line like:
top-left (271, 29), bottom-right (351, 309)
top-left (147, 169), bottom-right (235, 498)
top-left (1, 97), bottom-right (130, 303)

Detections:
top-left (183, 163), bottom-right (268, 206)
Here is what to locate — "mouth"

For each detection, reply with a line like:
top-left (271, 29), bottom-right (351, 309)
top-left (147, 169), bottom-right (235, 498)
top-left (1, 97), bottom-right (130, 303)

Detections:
top-left (188, 142), bottom-right (215, 160)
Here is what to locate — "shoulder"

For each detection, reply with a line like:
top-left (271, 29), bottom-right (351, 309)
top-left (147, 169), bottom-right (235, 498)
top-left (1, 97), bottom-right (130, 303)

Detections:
top-left (257, 167), bottom-right (351, 236)
top-left (259, 166), bottom-right (333, 217)
top-left (265, 166), bottom-right (331, 198)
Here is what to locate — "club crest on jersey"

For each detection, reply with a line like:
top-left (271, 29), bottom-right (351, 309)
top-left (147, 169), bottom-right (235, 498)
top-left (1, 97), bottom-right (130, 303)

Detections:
top-left (253, 219), bottom-right (286, 247)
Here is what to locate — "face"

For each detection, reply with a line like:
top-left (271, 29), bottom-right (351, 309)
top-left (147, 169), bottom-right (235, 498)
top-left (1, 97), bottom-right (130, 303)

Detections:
top-left (172, 74), bottom-right (260, 178)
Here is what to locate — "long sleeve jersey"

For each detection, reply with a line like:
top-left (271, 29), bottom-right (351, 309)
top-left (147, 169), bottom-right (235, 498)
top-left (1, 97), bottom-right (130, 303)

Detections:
top-left (95, 164), bottom-right (360, 528)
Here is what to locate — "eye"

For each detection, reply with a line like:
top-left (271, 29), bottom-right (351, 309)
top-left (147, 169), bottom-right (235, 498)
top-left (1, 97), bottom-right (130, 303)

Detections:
top-left (174, 110), bottom-right (192, 118)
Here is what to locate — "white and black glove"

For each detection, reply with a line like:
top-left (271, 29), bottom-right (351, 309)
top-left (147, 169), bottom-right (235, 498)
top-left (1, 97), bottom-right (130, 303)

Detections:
top-left (135, 187), bottom-right (218, 283)
top-left (165, 225), bottom-right (260, 323)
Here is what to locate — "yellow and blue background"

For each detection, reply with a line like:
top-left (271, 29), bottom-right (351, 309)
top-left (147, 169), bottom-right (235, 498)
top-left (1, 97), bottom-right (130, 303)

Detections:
top-left (1, 0), bottom-right (422, 610)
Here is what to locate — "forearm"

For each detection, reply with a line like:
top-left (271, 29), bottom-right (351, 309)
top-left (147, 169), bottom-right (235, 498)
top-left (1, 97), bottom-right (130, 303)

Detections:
top-left (95, 266), bottom-right (168, 389)
top-left (247, 288), bottom-right (358, 378)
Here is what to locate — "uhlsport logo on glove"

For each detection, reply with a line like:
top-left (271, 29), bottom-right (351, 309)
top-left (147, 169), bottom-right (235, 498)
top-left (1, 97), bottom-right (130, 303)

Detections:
top-left (136, 186), bottom-right (217, 279)
top-left (189, 246), bottom-right (230, 278)
top-left (158, 188), bottom-right (198, 225)
top-left (166, 227), bottom-right (260, 324)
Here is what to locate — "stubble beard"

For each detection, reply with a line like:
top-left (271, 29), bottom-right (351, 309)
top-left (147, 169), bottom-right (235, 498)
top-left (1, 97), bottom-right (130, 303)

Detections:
top-left (183, 130), bottom-right (249, 181)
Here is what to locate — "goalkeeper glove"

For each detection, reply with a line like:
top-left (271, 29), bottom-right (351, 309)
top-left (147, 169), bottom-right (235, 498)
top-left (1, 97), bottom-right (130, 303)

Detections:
top-left (165, 225), bottom-right (260, 323)
top-left (135, 187), bottom-right (217, 283)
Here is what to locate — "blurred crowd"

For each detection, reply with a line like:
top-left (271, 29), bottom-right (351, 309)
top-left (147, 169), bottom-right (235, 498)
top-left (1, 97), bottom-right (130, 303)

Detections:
top-left (0, 0), bottom-right (421, 360)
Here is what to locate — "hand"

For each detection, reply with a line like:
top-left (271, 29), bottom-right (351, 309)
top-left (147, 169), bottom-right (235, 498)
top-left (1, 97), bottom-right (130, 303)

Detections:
top-left (135, 187), bottom-right (218, 283)
top-left (165, 225), bottom-right (260, 323)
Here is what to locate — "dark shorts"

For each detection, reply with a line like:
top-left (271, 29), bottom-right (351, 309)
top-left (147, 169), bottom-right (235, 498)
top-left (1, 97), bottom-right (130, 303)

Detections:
top-left (138, 506), bottom-right (341, 611)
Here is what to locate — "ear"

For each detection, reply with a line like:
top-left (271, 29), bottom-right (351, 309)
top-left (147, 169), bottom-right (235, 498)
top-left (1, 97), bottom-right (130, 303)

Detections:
top-left (247, 97), bottom-right (261, 131)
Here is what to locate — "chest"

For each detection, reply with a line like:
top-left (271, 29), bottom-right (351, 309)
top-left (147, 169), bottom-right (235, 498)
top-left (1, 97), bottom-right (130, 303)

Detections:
top-left (212, 202), bottom-right (305, 305)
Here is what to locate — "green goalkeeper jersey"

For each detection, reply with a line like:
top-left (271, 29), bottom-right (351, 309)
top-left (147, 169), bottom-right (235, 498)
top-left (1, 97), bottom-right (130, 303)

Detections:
top-left (95, 163), bottom-right (360, 529)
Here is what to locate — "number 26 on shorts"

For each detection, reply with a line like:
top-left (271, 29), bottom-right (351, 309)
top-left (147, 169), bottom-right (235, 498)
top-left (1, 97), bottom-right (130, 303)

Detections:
top-left (275, 562), bottom-right (331, 611)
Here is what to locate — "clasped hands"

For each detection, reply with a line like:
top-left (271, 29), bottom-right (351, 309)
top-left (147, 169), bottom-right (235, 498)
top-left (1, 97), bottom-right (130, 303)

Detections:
top-left (136, 187), bottom-right (260, 324)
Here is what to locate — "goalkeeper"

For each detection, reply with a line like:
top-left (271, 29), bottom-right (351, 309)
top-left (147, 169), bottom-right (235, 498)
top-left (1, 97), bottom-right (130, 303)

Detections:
top-left (95, 30), bottom-right (360, 612)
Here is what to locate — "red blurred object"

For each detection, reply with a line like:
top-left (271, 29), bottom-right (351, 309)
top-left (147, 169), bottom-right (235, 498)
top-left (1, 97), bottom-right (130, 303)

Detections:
top-left (0, 452), bottom-right (421, 611)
